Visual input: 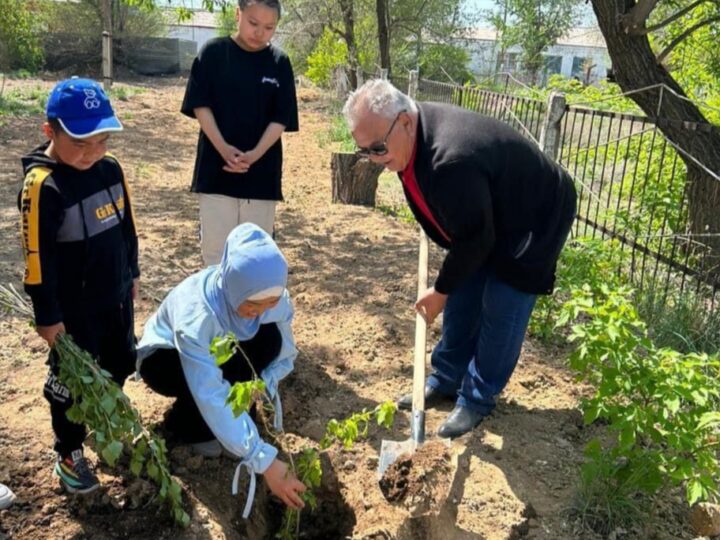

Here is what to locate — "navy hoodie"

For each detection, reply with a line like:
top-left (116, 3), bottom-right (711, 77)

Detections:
top-left (18, 143), bottom-right (140, 326)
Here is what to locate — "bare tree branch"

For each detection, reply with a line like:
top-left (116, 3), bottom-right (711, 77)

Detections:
top-left (627, 0), bottom-right (709, 35)
top-left (619, 0), bottom-right (661, 33)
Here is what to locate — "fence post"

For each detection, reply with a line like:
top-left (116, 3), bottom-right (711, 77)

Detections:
top-left (380, 68), bottom-right (388, 80)
top-left (539, 91), bottom-right (566, 160)
top-left (356, 67), bottom-right (364, 87)
top-left (408, 69), bottom-right (418, 100)
top-left (102, 31), bottom-right (113, 90)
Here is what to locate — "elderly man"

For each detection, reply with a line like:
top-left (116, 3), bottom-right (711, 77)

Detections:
top-left (343, 79), bottom-right (576, 438)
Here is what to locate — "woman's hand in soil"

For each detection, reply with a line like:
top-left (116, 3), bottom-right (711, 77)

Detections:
top-left (263, 459), bottom-right (306, 510)
top-left (36, 322), bottom-right (66, 347)
top-left (415, 287), bottom-right (447, 325)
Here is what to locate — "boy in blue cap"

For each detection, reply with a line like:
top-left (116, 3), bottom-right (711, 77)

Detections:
top-left (18, 78), bottom-right (140, 494)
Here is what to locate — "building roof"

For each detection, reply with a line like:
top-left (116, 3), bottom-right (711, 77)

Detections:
top-left (461, 27), bottom-right (607, 49)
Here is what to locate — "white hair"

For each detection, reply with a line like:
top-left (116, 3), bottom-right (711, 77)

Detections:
top-left (342, 79), bottom-right (417, 131)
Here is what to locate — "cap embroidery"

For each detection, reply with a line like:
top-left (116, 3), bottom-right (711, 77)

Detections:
top-left (83, 89), bottom-right (101, 110)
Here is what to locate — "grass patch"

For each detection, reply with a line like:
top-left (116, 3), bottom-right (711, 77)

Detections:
top-left (317, 115), bottom-right (355, 153)
top-left (636, 287), bottom-right (720, 354)
top-left (107, 84), bottom-right (145, 102)
top-left (0, 85), bottom-right (46, 117)
top-left (375, 171), bottom-right (415, 224)
top-left (571, 450), bottom-right (652, 536)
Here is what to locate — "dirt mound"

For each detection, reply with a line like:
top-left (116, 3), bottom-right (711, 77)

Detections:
top-left (379, 440), bottom-right (455, 517)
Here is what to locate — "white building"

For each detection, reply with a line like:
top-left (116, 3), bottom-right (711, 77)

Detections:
top-left (460, 27), bottom-right (610, 85)
top-left (165, 9), bottom-right (219, 54)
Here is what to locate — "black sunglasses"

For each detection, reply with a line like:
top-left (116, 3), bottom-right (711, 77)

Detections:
top-left (355, 110), bottom-right (406, 157)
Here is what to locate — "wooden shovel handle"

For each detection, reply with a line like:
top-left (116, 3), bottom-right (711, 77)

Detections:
top-left (412, 228), bottom-right (429, 413)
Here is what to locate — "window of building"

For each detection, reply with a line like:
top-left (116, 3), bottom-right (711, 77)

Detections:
top-left (544, 55), bottom-right (562, 75)
top-left (572, 56), bottom-right (589, 79)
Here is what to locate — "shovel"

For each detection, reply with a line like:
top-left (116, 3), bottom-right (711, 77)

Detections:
top-left (378, 227), bottom-right (429, 476)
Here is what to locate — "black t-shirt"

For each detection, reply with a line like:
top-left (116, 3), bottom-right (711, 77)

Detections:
top-left (181, 37), bottom-right (298, 200)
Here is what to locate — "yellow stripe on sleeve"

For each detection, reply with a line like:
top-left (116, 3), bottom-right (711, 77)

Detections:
top-left (20, 167), bottom-right (52, 285)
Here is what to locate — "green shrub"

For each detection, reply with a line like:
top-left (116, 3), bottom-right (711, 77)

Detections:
top-left (529, 236), bottom-right (626, 341)
top-left (0, 0), bottom-right (45, 72)
top-left (561, 284), bottom-right (720, 534)
top-left (306, 28), bottom-right (348, 87)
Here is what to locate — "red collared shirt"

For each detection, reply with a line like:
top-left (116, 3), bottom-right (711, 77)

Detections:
top-left (399, 141), bottom-right (451, 242)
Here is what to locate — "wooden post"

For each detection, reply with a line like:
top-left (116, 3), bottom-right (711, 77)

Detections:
top-left (101, 0), bottom-right (112, 89)
top-left (331, 153), bottom-right (384, 206)
top-left (539, 91), bottom-right (566, 160)
top-left (408, 69), bottom-right (418, 100)
top-left (102, 31), bottom-right (113, 90)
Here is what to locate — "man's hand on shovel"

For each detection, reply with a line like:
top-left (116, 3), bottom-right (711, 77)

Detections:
top-left (415, 287), bottom-right (447, 325)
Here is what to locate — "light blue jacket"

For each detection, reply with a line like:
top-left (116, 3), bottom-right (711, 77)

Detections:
top-left (136, 224), bottom-right (297, 478)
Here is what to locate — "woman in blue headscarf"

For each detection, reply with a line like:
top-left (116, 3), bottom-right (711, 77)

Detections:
top-left (136, 223), bottom-right (305, 513)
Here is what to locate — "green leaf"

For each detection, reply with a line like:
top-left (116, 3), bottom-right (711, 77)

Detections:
top-left (100, 394), bottom-right (117, 415)
top-left (687, 478), bottom-right (704, 506)
top-left (665, 396), bottom-right (681, 414)
top-left (168, 480), bottom-right (182, 500)
top-left (147, 461), bottom-right (159, 481)
top-left (210, 334), bottom-right (237, 366)
top-left (101, 440), bottom-right (124, 467)
top-left (130, 458), bottom-right (143, 476)
top-left (66, 405), bottom-right (84, 424)
top-left (698, 412), bottom-right (720, 430)
top-left (375, 401), bottom-right (397, 429)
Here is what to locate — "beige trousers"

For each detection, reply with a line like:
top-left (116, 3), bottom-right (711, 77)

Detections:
top-left (199, 194), bottom-right (276, 266)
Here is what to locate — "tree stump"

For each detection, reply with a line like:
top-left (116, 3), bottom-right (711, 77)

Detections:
top-left (331, 152), bottom-right (384, 207)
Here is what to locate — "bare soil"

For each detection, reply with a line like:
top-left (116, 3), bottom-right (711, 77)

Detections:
top-left (0, 76), bottom-right (694, 540)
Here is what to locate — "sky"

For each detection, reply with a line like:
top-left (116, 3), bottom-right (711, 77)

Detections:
top-left (163, 0), bottom-right (597, 26)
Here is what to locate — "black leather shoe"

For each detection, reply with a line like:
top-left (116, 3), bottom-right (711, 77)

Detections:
top-left (437, 405), bottom-right (485, 438)
top-left (397, 384), bottom-right (454, 411)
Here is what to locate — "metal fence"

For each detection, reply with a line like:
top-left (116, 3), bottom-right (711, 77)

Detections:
top-left (417, 78), bottom-right (547, 145)
top-left (396, 74), bottom-right (720, 312)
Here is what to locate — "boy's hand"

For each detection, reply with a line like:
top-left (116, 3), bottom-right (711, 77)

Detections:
top-left (132, 278), bottom-right (140, 300)
top-left (37, 322), bottom-right (66, 347)
top-left (262, 459), bottom-right (306, 510)
top-left (220, 143), bottom-right (249, 174)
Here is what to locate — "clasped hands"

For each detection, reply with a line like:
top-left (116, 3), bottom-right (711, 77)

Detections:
top-left (221, 143), bottom-right (260, 174)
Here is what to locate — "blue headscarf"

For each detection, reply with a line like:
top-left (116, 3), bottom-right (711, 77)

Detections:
top-left (201, 223), bottom-right (288, 340)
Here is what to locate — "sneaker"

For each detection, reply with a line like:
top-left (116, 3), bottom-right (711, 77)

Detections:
top-left (191, 439), bottom-right (223, 458)
top-left (54, 449), bottom-right (100, 494)
top-left (0, 482), bottom-right (16, 509)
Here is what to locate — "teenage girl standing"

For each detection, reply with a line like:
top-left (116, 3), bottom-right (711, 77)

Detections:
top-left (182, 0), bottom-right (298, 265)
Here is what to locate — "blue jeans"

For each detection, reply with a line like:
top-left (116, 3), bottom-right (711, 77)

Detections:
top-left (427, 268), bottom-right (536, 415)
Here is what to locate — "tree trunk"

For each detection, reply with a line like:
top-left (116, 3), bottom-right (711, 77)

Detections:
top-left (590, 0), bottom-right (720, 278)
top-left (376, 0), bottom-right (391, 74)
top-left (331, 153), bottom-right (384, 206)
top-left (339, 0), bottom-right (359, 89)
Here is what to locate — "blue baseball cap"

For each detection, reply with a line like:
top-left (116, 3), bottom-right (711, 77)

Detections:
top-left (46, 77), bottom-right (123, 138)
